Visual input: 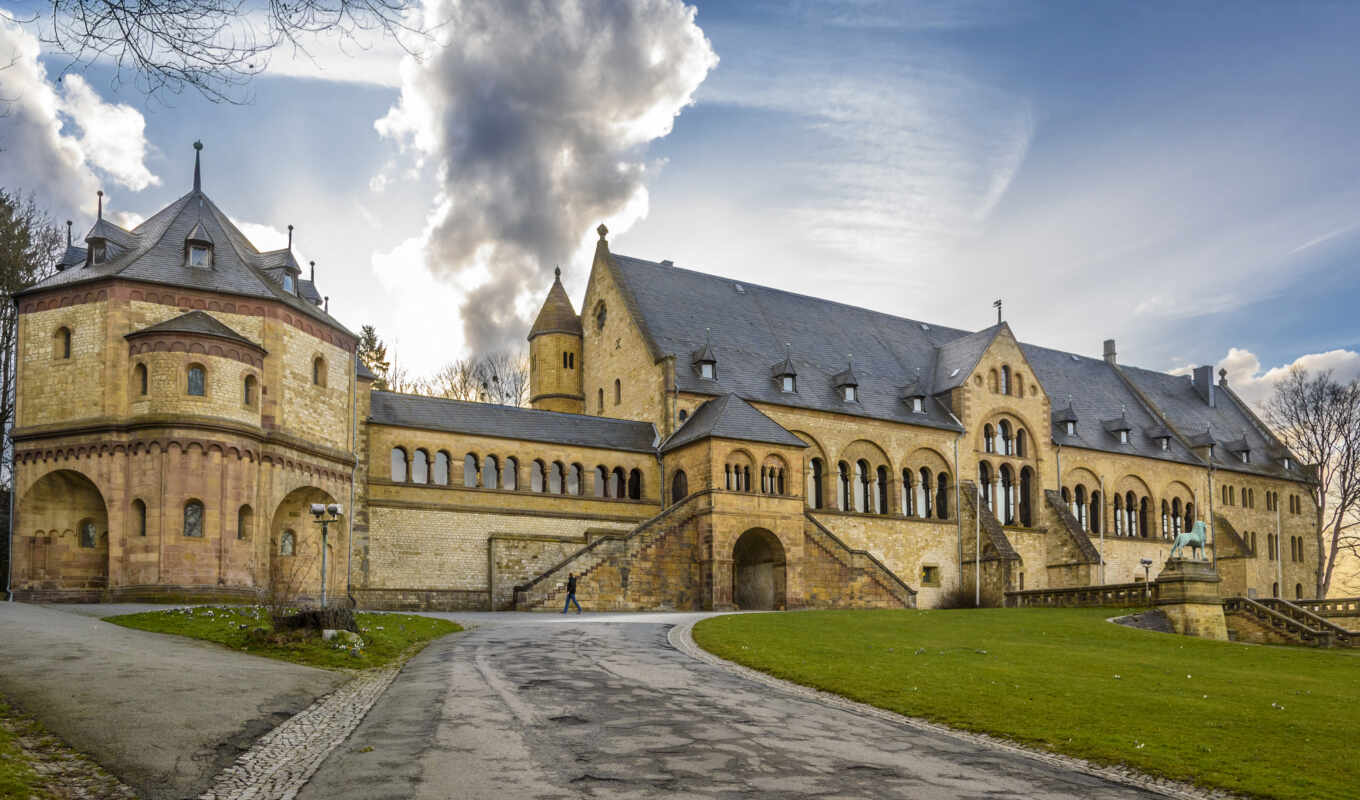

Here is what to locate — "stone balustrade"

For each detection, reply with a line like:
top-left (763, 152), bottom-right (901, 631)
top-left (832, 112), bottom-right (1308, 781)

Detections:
top-left (1005, 581), bottom-right (1155, 608)
top-left (1293, 597), bottom-right (1360, 618)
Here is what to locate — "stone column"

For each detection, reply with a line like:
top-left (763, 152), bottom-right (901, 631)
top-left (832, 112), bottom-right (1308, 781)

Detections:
top-left (1155, 558), bottom-right (1227, 640)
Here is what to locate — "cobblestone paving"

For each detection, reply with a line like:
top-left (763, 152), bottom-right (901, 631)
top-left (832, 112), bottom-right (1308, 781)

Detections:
top-left (197, 665), bottom-right (399, 800)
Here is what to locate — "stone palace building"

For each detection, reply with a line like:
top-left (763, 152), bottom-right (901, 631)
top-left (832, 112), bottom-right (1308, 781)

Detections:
top-left (6, 150), bottom-right (1321, 611)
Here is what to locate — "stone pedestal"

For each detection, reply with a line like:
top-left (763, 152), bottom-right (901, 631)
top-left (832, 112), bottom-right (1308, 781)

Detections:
top-left (1155, 558), bottom-right (1228, 640)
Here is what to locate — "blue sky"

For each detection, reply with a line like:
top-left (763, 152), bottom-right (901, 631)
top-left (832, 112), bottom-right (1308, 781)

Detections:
top-left (3, 0), bottom-right (1359, 403)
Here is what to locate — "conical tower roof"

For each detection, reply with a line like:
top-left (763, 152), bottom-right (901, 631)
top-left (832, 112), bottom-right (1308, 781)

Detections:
top-left (528, 268), bottom-right (582, 340)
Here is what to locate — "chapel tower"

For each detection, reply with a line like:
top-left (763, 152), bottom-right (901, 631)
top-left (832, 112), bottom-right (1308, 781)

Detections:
top-left (528, 267), bottom-right (585, 414)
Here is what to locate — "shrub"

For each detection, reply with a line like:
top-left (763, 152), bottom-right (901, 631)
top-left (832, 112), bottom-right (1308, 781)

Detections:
top-left (272, 606), bottom-right (359, 633)
top-left (934, 584), bottom-right (1001, 609)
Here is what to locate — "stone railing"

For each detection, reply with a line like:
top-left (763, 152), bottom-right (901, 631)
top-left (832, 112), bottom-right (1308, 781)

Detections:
top-left (1293, 597), bottom-right (1360, 619)
top-left (803, 513), bottom-right (916, 608)
top-left (1221, 596), bottom-right (1335, 647)
top-left (1005, 581), bottom-right (1155, 608)
top-left (1256, 599), bottom-right (1357, 647)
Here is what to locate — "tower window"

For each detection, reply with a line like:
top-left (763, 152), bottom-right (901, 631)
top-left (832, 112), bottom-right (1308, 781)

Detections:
top-left (54, 327), bottom-right (72, 359)
top-left (183, 499), bottom-right (205, 538)
top-left (313, 357), bottom-right (327, 387)
top-left (187, 364), bottom-right (206, 396)
top-left (134, 363), bottom-right (148, 395)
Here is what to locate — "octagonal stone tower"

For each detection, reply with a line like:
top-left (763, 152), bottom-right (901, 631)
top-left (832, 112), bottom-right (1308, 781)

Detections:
top-left (528, 267), bottom-right (585, 414)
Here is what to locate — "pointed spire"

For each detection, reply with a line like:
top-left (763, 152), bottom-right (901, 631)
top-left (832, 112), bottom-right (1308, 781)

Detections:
top-left (96, 190), bottom-right (103, 220)
top-left (288, 224), bottom-right (294, 250)
top-left (193, 140), bottom-right (203, 192)
top-left (65, 220), bottom-right (72, 247)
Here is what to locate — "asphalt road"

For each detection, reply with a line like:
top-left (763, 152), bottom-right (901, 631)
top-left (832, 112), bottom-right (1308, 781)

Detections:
top-left (0, 602), bottom-right (345, 800)
top-left (301, 613), bottom-right (1163, 799)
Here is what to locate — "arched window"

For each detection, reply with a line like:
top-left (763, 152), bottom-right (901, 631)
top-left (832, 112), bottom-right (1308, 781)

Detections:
top-left (463, 453), bottom-right (479, 487)
top-left (1295, 583), bottom-right (1304, 600)
top-left (1000, 465), bottom-right (1015, 524)
top-left (132, 499), bottom-right (147, 537)
top-left (187, 364), bottom-right (206, 396)
top-left (837, 461), bottom-right (851, 511)
top-left (411, 449), bottom-right (429, 484)
top-left (876, 466), bottom-right (889, 515)
top-left (55, 326), bottom-right (72, 359)
top-left (614, 379), bottom-right (622, 405)
top-left (612, 467), bottom-right (626, 498)
top-left (134, 363), bottom-right (148, 396)
top-left (482, 455), bottom-right (499, 489)
top-left (1018, 467), bottom-right (1033, 527)
top-left (901, 469), bottom-right (914, 517)
top-left (391, 448), bottom-right (408, 482)
top-left (988, 369), bottom-right (999, 393)
top-left (594, 301), bottom-right (607, 331)
top-left (434, 451), bottom-right (450, 485)
top-left (936, 472), bottom-right (949, 519)
top-left (1000, 420), bottom-right (1013, 455)
top-left (1125, 491), bottom-right (1137, 536)
top-left (280, 530), bottom-right (296, 556)
top-left (183, 499), bottom-right (204, 538)
top-left (1075, 485), bottom-right (1087, 529)
top-left (808, 458), bottom-right (824, 509)
top-left (1113, 494), bottom-right (1124, 535)
top-left (1184, 502), bottom-right (1193, 530)
top-left (78, 519), bottom-right (96, 548)
top-left (1161, 500), bottom-right (1170, 538)
top-left (531, 460), bottom-right (547, 493)
top-left (237, 505), bottom-right (252, 540)
top-left (628, 468), bottom-right (642, 500)
top-left (1001, 365), bottom-right (1011, 395)
top-left (920, 467), bottom-right (933, 517)
top-left (854, 460), bottom-right (871, 512)
top-left (550, 462), bottom-right (565, 494)
top-left (594, 465), bottom-right (607, 497)
top-left (1272, 581), bottom-right (1279, 598)
top-left (1090, 491), bottom-right (1101, 533)
top-left (313, 356), bottom-right (327, 387)
top-left (503, 457), bottom-right (518, 490)
top-left (1171, 498), bottom-right (1182, 534)
top-left (568, 463), bottom-right (582, 495)
top-left (1061, 485), bottom-right (1071, 506)
top-left (1139, 497), bottom-right (1149, 538)
top-left (678, 409), bottom-right (688, 423)
top-left (243, 374), bottom-right (257, 407)
top-left (1016, 429), bottom-right (1027, 458)
top-left (983, 424), bottom-right (995, 453)
top-left (672, 470), bottom-right (688, 503)
top-left (1015, 372), bottom-right (1025, 398)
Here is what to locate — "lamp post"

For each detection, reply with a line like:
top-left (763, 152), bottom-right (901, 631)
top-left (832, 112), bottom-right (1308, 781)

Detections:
top-left (310, 503), bottom-right (343, 608)
top-left (1140, 558), bottom-right (1153, 601)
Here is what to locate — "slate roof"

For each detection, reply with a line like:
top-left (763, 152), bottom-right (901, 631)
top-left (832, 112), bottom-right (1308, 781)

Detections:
top-left (660, 394), bottom-right (809, 453)
top-left (528, 268), bottom-right (582, 339)
top-left (369, 391), bottom-right (658, 453)
top-left (125, 310), bottom-right (262, 350)
top-left (356, 360), bottom-right (379, 381)
top-left (19, 181), bottom-right (353, 338)
top-left (605, 251), bottom-right (1304, 480)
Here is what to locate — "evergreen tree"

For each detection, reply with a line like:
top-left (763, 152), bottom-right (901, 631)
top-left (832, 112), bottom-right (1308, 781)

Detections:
top-left (357, 325), bottom-right (391, 391)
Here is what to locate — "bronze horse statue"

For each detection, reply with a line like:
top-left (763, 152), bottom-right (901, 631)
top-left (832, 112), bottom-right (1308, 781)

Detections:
top-left (1170, 520), bottom-right (1208, 560)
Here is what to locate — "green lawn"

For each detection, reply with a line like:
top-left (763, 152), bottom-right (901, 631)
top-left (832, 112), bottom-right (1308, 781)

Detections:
top-left (107, 606), bottom-right (461, 670)
top-left (693, 608), bottom-right (1360, 800)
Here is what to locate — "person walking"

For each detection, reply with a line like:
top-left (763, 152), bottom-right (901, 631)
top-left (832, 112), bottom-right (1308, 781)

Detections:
top-left (562, 572), bottom-right (582, 614)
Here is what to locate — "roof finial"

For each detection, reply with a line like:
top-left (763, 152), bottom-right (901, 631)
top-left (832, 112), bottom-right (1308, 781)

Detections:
top-left (287, 224), bottom-right (293, 250)
top-left (324, 296), bottom-right (329, 313)
top-left (1120, 403), bottom-right (1126, 415)
top-left (193, 141), bottom-right (203, 192)
top-left (597, 223), bottom-right (608, 242)
top-left (554, 265), bottom-right (561, 281)
top-left (96, 190), bottom-right (103, 220)
top-left (993, 298), bottom-right (1002, 325)
top-left (65, 220), bottom-right (72, 247)
top-left (1067, 393), bottom-right (1073, 406)
top-left (309, 260), bottom-right (315, 282)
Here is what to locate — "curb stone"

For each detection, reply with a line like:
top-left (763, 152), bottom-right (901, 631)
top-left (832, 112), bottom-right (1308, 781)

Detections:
top-left (667, 620), bottom-right (1240, 800)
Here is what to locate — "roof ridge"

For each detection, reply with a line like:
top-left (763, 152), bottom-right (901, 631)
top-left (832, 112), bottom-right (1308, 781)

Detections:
top-left (369, 390), bottom-right (654, 426)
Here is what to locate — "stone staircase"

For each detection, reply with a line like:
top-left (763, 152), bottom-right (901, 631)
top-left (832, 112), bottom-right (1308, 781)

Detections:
top-left (1042, 489), bottom-right (1102, 564)
top-left (802, 513), bottom-right (916, 608)
top-left (512, 495), bottom-right (702, 611)
top-left (1221, 596), bottom-right (1358, 648)
top-left (958, 480), bottom-right (1020, 562)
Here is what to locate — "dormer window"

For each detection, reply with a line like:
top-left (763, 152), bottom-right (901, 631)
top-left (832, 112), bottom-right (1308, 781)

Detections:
top-left (1160, 437), bottom-right (1170, 451)
top-left (700, 362), bottom-right (715, 380)
top-left (90, 242), bottom-right (107, 264)
top-left (782, 375), bottom-right (796, 393)
top-left (843, 385), bottom-right (857, 403)
top-left (1239, 451), bottom-right (1250, 464)
top-left (1283, 457), bottom-right (1292, 470)
top-left (1119, 430), bottom-right (1129, 444)
top-left (283, 273), bottom-right (296, 293)
top-left (912, 397), bottom-right (923, 413)
top-left (693, 330), bottom-right (718, 381)
top-left (188, 245), bottom-right (211, 267)
top-left (1065, 421), bottom-right (1075, 436)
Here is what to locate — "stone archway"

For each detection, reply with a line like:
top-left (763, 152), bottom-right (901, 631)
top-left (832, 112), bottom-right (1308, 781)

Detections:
top-left (269, 486), bottom-right (344, 605)
top-left (17, 469), bottom-right (109, 589)
top-left (732, 528), bottom-right (786, 611)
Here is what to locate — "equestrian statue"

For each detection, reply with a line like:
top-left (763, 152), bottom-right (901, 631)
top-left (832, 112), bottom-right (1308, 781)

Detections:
top-left (1169, 520), bottom-right (1208, 560)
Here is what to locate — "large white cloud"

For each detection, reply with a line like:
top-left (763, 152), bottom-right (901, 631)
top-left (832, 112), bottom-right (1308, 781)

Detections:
top-left (0, 20), bottom-right (158, 221)
top-left (1174, 347), bottom-right (1360, 410)
top-left (375, 0), bottom-right (717, 355)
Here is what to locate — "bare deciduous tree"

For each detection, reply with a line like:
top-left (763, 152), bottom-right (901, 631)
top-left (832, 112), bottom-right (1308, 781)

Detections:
top-left (17, 0), bottom-right (420, 102)
top-left (0, 189), bottom-right (62, 489)
top-left (1263, 367), bottom-right (1360, 598)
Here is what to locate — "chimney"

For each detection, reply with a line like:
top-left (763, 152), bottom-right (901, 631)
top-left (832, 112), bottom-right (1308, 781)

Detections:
top-left (288, 224), bottom-right (294, 250)
top-left (1102, 339), bottom-right (1116, 365)
top-left (66, 220), bottom-right (72, 247)
top-left (1192, 365), bottom-right (1215, 407)
top-left (324, 296), bottom-right (329, 313)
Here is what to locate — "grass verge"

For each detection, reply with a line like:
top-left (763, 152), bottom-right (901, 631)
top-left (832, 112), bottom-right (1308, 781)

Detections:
top-left (0, 700), bottom-right (47, 800)
top-left (107, 606), bottom-right (461, 670)
top-left (693, 608), bottom-right (1360, 800)
top-left (0, 699), bottom-right (135, 800)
